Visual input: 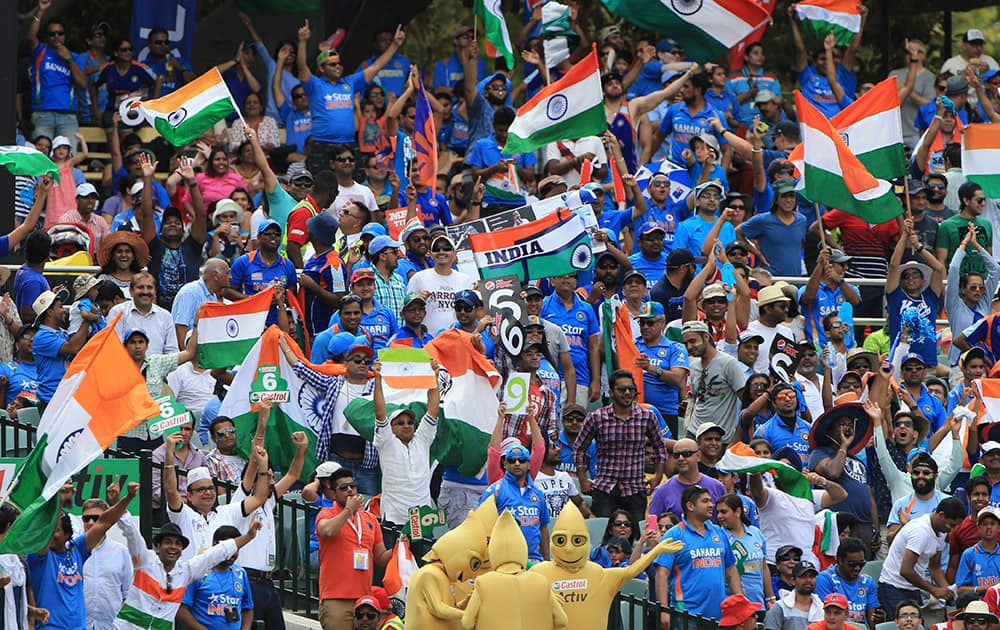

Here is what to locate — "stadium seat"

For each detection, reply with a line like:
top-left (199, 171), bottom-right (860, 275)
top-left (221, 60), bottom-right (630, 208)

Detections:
top-left (587, 516), bottom-right (608, 545)
top-left (861, 559), bottom-right (883, 583)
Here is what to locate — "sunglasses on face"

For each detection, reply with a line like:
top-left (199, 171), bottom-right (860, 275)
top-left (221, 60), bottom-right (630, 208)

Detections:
top-left (506, 456), bottom-right (528, 464)
top-left (347, 356), bottom-right (368, 365)
top-left (393, 419), bottom-right (415, 426)
top-left (337, 482), bottom-right (358, 490)
top-left (455, 304), bottom-right (475, 312)
top-left (965, 618), bottom-right (991, 626)
top-left (926, 182), bottom-right (946, 189)
top-left (845, 560), bottom-right (866, 569)
top-left (335, 155), bottom-right (355, 163)
top-left (215, 427), bottom-right (237, 436)
top-left (614, 385), bottom-right (637, 393)
top-left (910, 469), bottom-right (935, 477)
top-left (355, 611), bottom-right (379, 620)
top-left (118, 47), bottom-right (133, 52)
top-left (431, 246), bottom-right (454, 253)
top-left (648, 180), bottom-right (669, 188)
top-left (48, 30), bottom-right (65, 37)
top-left (893, 420), bottom-right (914, 428)
top-left (774, 390), bottom-right (796, 401)
top-left (672, 450), bottom-right (697, 458)
top-left (975, 197), bottom-right (987, 203)
top-left (82, 514), bottom-right (101, 523)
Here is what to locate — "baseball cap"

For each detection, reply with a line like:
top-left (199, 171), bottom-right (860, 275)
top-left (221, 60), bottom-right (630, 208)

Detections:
top-left (966, 29), bottom-right (986, 43)
top-left (315, 461), bottom-right (343, 479)
top-left (775, 545), bottom-right (802, 561)
top-left (350, 268), bottom-right (376, 284)
top-left (129, 181), bottom-right (145, 196)
top-left (637, 222), bottom-right (666, 238)
top-left (75, 183), bottom-right (98, 197)
top-left (656, 38), bottom-right (681, 53)
top-left (754, 90), bottom-right (777, 104)
top-left (400, 221), bottom-right (429, 242)
top-left (316, 49), bottom-right (341, 67)
top-left (828, 249), bottom-right (852, 264)
top-left (982, 441), bottom-right (1000, 454)
top-left (286, 162), bottom-right (314, 184)
top-left (823, 593), bottom-right (849, 610)
top-left (430, 233), bottom-right (456, 249)
top-left (792, 560), bottom-right (818, 577)
top-left (402, 292), bottom-right (427, 308)
top-left (622, 269), bottom-right (647, 285)
top-left (738, 331), bottom-right (765, 345)
top-left (978, 506), bottom-right (1000, 523)
top-left (900, 353), bottom-right (926, 367)
top-left (502, 443), bottom-right (530, 459)
top-left (523, 284), bottom-right (544, 297)
top-left (666, 248), bottom-right (695, 269)
top-left (946, 75), bottom-right (970, 96)
top-left (454, 289), bottom-right (482, 307)
top-left (524, 315), bottom-right (544, 329)
top-left (368, 234), bottom-right (401, 257)
top-left (637, 302), bottom-right (665, 319)
top-left (599, 25), bottom-right (622, 41)
top-left (694, 179), bottom-right (725, 199)
top-left (682, 320), bottom-right (710, 336)
top-left (726, 240), bottom-right (751, 255)
top-left (257, 219), bottom-right (283, 236)
top-left (354, 595), bottom-right (380, 611)
top-left (773, 120), bottom-right (800, 139)
top-left (453, 25), bottom-right (474, 38)
top-left (306, 212), bottom-right (339, 246)
top-left (961, 347), bottom-right (987, 368)
top-left (773, 178), bottom-right (797, 194)
top-left (562, 403), bottom-right (587, 418)
top-left (124, 328), bottom-right (149, 342)
top-left (695, 421), bottom-right (724, 439)
top-left (908, 451), bottom-right (938, 472)
top-left (702, 283), bottom-right (726, 300)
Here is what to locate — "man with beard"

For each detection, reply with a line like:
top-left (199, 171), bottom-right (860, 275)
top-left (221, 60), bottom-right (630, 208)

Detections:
top-left (800, 247), bottom-right (861, 348)
top-left (583, 244), bottom-right (632, 314)
top-left (745, 285), bottom-right (796, 374)
top-left (395, 222), bottom-right (433, 280)
top-left (406, 234), bottom-right (474, 334)
top-left (878, 498), bottom-right (964, 618)
top-left (650, 248), bottom-right (696, 321)
top-left (683, 320), bottom-right (747, 442)
top-left (633, 301), bottom-right (688, 436)
top-left (226, 220), bottom-right (298, 327)
top-left (924, 173), bottom-right (955, 223)
top-left (937, 182), bottom-right (994, 277)
top-left (763, 560), bottom-right (825, 630)
top-left (886, 453), bottom-right (950, 546)
top-left (793, 342), bottom-right (825, 421)
top-left (139, 159), bottom-right (205, 310)
top-left (110, 272), bottom-right (178, 354)
top-left (388, 293), bottom-right (433, 348)
top-left (814, 538), bottom-right (884, 627)
top-left (331, 269), bottom-right (396, 351)
top-left (556, 404), bottom-right (595, 478)
top-left (754, 382), bottom-right (812, 464)
top-left (444, 289), bottom-right (495, 356)
top-left (650, 71), bottom-right (730, 167)
top-left (330, 144), bottom-right (378, 216)
top-left (628, 223), bottom-right (671, 288)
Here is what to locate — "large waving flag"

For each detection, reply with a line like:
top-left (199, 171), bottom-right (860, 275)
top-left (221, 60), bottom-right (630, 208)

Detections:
top-left (542, 2), bottom-right (576, 68)
top-left (0, 317), bottom-right (159, 554)
top-left (468, 208), bottom-right (593, 282)
top-left (729, 0), bottom-right (775, 70)
top-left (0, 146), bottom-right (59, 181)
top-left (121, 68), bottom-right (237, 146)
top-left (718, 442), bottom-right (813, 501)
top-left (962, 124), bottom-right (1000, 198)
top-left (602, 302), bottom-right (644, 402)
top-left (600, 0), bottom-right (769, 62)
top-left (795, 0), bottom-right (861, 46)
top-left (503, 46), bottom-right (605, 155)
top-left (345, 329), bottom-right (501, 477)
top-left (788, 77), bottom-right (905, 180)
top-left (474, 0), bottom-right (515, 68)
top-left (197, 287), bottom-right (274, 369)
top-left (795, 91), bottom-right (903, 224)
top-left (414, 80), bottom-right (438, 190)
top-left (218, 326), bottom-right (326, 477)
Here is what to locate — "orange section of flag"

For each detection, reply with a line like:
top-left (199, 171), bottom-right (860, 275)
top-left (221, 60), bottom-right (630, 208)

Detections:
top-left (614, 303), bottom-right (644, 403)
top-left (198, 286), bottom-right (274, 320)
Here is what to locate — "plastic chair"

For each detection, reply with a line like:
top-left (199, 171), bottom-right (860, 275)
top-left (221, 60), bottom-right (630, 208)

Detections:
top-left (877, 623), bottom-right (923, 630)
top-left (861, 559), bottom-right (883, 583)
top-left (16, 406), bottom-right (40, 427)
top-left (587, 517), bottom-right (609, 544)
top-left (620, 578), bottom-right (648, 598)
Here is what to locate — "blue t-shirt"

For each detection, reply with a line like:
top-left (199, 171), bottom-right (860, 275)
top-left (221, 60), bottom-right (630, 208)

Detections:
top-left (705, 89), bottom-right (740, 124)
top-left (95, 61), bottom-right (157, 112)
top-left (228, 252), bottom-right (298, 326)
top-left (432, 54), bottom-right (486, 89)
top-left (144, 55), bottom-right (193, 96)
top-left (358, 52), bottom-right (411, 98)
top-left (465, 136), bottom-right (537, 207)
top-left (754, 415), bottom-right (811, 463)
top-left (738, 211), bottom-right (809, 276)
top-left (798, 282), bottom-right (859, 347)
top-left (481, 473), bottom-right (551, 561)
top-left (886, 286), bottom-right (941, 367)
top-left (181, 566), bottom-right (255, 630)
top-left (558, 428), bottom-right (596, 478)
top-left (725, 525), bottom-right (768, 606)
top-left (0, 359), bottom-right (39, 405)
top-left (654, 519), bottom-right (736, 620)
top-left (541, 293), bottom-right (601, 386)
top-left (13, 265), bottom-right (49, 314)
top-left (727, 70), bottom-right (783, 125)
top-left (30, 44), bottom-right (78, 111)
top-left (955, 542), bottom-right (1000, 593)
top-left (302, 249), bottom-right (347, 337)
top-left (26, 533), bottom-right (91, 630)
top-left (634, 336), bottom-right (689, 415)
top-left (915, 100), bottom-right (971, 133)
top-left (397, 189), bottom-right (453, 226)
top-left (627, 252), bottom-right (668, 288)
top-left (598, 209), bottom-right (634, 238)
top-left (303, 71), bottom-right (367, 143)
top-left (887, 489), bottom-right (948, 527)
top-left (279, 101), bottom-right (312, 153)
top-left (628, 61), bottom-right (663, 99)
top-left (798, 65), bottom-right (856, 118)
top-left (657, 102), bottom-right (728, 163)
top-left (328, 302), bottom-right (398, 351)
top-left (673, 213), bottom-right (737, 257)
top-left (814, 566), bottom-right (880, 625)
top-left (632, 199), bottom-right (685, 250)
top-left (808, 447), bottom-right (871, 524)
top-left (33, 325), bottom-right (70, 403)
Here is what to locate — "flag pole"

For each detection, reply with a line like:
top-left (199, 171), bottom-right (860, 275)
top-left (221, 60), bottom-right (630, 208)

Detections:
top-left (815, 202), bottom-right (827, 249)
top-left (903, 177), bottom-right (912, 220)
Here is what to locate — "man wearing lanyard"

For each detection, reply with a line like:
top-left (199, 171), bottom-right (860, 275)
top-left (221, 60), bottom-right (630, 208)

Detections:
top-left (315, 465), bottom-right (392, 630)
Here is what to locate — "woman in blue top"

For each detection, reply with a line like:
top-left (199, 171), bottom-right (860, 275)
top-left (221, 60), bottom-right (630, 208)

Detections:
top-left (717, 493), bottom-right (774, 608)
top-left (93, 38), bottom-right (158, 127)
top-left (738, 373), bottom-right (774, 443)
top-left (590, 509), bottom-right (654, 569)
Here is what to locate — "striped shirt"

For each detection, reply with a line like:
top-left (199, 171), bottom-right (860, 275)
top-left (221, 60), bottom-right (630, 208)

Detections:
top-left (374, 266), bottom-right (407, 320)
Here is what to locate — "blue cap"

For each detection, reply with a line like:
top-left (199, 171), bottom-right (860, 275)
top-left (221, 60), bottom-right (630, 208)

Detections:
top-left (661, 69), bottom-right (684, 84)
top-left (900, 353), bottom-right (925, 367)
top-left (986, 69), bottom-right (1000, 83)
top-left (368, 234), bottom-right (401, 257)
top-left (906, 447), bottom-right (932, 464)
top-left (454, 289), bottom-right (482, 307)
top-left (361, 223), bottom-right (388, 238)
top-left (656, 38), bottom-right (680, 53)
top-left (124, 327), bottom-right (149, 342)
top-left (637, 221), bottom-right (665, 238)
top-left (346, 335), bottom-right (373, 358)
top-left (257, 219), bottom-right (283, 236)
top-left (326, 332), bottom-right (359, 359)
top-left (306, 212), bottom-right (340, 245)
top-left (637, 302), bottom-right (665, 319)
top-left (502, 443), bottom-right (530, 459)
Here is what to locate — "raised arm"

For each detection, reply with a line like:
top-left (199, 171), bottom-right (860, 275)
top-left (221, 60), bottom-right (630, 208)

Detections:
top-left (162, 433), bottom-right (185, 512)
top-left (272, 47), bottom-right (291, 111)
top-left (801, 246), bottom-right (830, 306)
top-left (788, 3), bottom-right (809, 72)
top-left (138, 155), bottom-right (159, 244)
top-left (362, 25), bottom-right (406, 85)
top-left (373, 358), bottom-right (386, 421)
top-left (296, 20), bottom-right (312, 82)
top-left (27, 0), bottom-right (50, 50)
top-left (885, 218), bottom-right (911, 294)
top-left (841, 3), bottom-right (868, 70)
top-left (823, 34), bottom-right (847, 106)
top-left (87, 481), bottom-right (140, 552)
top-left (9, 178), bottom-right (50, 250)
top-left (683, 249), bottom-right (718, 322)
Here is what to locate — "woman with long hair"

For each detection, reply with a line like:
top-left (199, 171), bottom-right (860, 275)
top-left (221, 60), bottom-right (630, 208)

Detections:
top-left (717, 493), bottom-right (774, 609)
top-left (591, 509), bottom-right (654, 568)
top-left (96, 231), bottom-right (150, 299)
top-left (194, 145), bottom-right (244, 206)
top-left (739, 372), bottom-right (774, 442)
top-left (228, 92), bottom-right (280, 155)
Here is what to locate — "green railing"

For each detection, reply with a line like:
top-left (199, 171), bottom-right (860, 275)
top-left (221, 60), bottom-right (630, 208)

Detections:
top-left (0, 415), bottom-right (734, 626)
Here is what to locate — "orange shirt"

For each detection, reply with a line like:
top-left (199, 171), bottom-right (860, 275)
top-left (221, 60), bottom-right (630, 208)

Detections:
top-left (316, 503), bottom-right (384, 601)
top-left (805, 621), bottom-right (865, 630)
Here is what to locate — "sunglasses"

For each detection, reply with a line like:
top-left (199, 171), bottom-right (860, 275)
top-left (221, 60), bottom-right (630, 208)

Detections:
top-left (81, 514), bottom-right (101, 523)
top-left (672, 450), bottom-right (697, 458)
top-left (347, 356), bottom-right (368, 364)
top-left (506, 456), bottom-right (528, 464)
top-left (926, 182), bottom-right (946, 189)
top-left (613, 386), bottom-right (637, 393)
top-left (48, 30), bottom-right (65, 37)
top-left (152, 39), bottom-right (169, 45)
top-left (431, 246), bottom-right (454, 253)
top-left (648, 180), bottom-right (669, 188)
top-left (335, 155), bottom-right (356, 163)
top-left (774, 390), bottom-right (797, 401)
top-left (165, 573), bottom-right (173, 595)
top-left (215, 427), bottom-right (237, 436)
top-left (777, 554), bottom-right (802, 562)
top-left (910, 469), bottom-right (936, 477)
top-left (612, 520), bottom-right (632, 527)
top-left (893, 420), bottom-right (914, 428)
top-left (845, 560), bottom-right (866, 569)
top-left (455, 304), bottom-right (475, 312)
top-left (118, 47), bottom-right (133, 52)
top-left (337, 482), bottom-right (358, 490)
top-left (975, 197), bottom-right (987, 203)
top-left (936, 84), bottom-right (947, 90)
top-left (964, 618), bottom-right (991, 626)
top-left (393, 418), bottom-right (415, 426)
top-left (355, 611), bottom-right (378, 620)
top-left (324, 61), bottom-right (343, 67)
top-left (292, 92), bottom-right (307, 98)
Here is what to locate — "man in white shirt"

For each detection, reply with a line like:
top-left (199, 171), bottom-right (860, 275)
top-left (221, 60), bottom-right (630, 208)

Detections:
top-left (82, 497), bottom-right (133, 630)
top-left (542, 135), bottom-right (608, 189)
top-left (111, 272), bottom-right (178, 354)
top-left (329, 144), bottom-right (378, 214)
top-left (745, 285), bottom-right (797, 374)
top-left (877, 497), bottom-right (964, 619)
top-left (406, 234), bottom-right (474, 333)
top-left (941, 30), bottom-right (999, 79)
top-left (794, 341), bottom-right (825, 421)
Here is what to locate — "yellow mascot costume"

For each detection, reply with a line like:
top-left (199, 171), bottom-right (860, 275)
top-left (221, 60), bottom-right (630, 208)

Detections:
top-left (404, 496), bottom-right (499, 629)
top-left (530, 502), bottom-right (684, 630)
top-left (461, 509), bottom-right (568, 630)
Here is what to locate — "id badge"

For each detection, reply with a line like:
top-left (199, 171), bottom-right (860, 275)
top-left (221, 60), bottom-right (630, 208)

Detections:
top-left (353, 549), bottom-right (370, 571)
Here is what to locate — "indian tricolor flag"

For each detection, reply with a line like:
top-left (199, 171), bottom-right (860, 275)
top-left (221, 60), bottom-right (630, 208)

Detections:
top-left (123, 68), bottom-right (237, 146)
top-left (795, 0), bottom-right (862, 46)
top-left (378, 347), bottom-right (437, 389)
top-left (346, 329), bottom-right (500, 476)
top-left (474, 0), bottom-right (515, 67)
top-left (976, 377), bottom-right (1000, 423)
top-left (0, 316), bottom-right (158, 554)
top-left (795, 91), bottom-right (903, 224)
top-left (962, 124), bottom-right (1000, 198)
top-left (602, 301), bottom-right (644, 402)
top-left (718, 442), bottom-right (813, 501)
top-left (502, 46), bottom-right (605, 155)
top-left (788, 77), bottom-right (905, 180)
top-left (197, 287), bottom-right (273, 369)
top-left (600, 0), bottom-right (769, 62)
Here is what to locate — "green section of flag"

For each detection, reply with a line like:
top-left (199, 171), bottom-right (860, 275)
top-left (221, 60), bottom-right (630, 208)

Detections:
top-left (503, 102), bottom-right (606, 156)
top-left (800, 19), bottom-right (855, 47)
top-left (0, 435), bottom-right (59, 555)
top-left (379, 347), bottom-right (432, 364)
top-left (802, 164), bottom-right (903, 224)
top-left (198, 337), bottom-right (259, 370)
top-left (233, 405), bottom-right (319, 479)
top-left (856, 144), bottom-right (907, 181)
top-left (235, 0), bottom-right (324, 13)
top-left (0, 146), bottom-right (59, 182)
top-left (474, 0), bottom-right (516, 68)
top-left (153, 98), bottom-right (236, 147)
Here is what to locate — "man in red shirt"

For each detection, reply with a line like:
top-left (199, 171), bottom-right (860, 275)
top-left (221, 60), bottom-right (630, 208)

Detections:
top-left (286, 171), bottom-right (337, 268)
top-left (805, 593), bottom-right (865, 630)
top-left (315, 463), bottom-right (392, 630)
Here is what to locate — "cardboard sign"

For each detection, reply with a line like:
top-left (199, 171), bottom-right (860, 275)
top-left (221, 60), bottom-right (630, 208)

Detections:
top-left (0, 457), bottom-right (140, 515)
top-left (250, 365), bottom-right (290, 404)
top-left (480, 275), bottom-right (529, 356)
top-left (769, 334), bottom-right (801, 383)
top-left (404, 505), bottom-right (447, 540)
top-left (146, 395), bottom-right (190, 438)
top-left (503, 372), bottom-right (531, 416)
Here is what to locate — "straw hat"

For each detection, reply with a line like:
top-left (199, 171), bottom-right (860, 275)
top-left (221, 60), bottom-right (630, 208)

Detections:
top-left (97, 231), bottom-right (151, 268)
